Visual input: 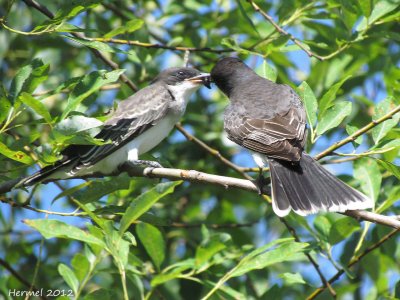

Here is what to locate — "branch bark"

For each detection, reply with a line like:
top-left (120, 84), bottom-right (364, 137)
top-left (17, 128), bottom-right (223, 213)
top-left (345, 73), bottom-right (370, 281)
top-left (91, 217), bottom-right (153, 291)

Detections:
top-left (2, 166), bottom-right (400, 230)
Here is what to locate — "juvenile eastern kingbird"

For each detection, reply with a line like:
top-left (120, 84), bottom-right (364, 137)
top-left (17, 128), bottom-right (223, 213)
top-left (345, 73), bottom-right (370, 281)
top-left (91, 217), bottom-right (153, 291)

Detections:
top-left (18, 67), bottom-right (211, 187)
top-left (211, 57), bottom-right (373, 216)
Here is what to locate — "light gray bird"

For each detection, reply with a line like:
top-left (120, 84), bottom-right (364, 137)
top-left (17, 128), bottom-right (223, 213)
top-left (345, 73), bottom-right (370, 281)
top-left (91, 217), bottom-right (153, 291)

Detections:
top-left (18, 67), bottom-right (211, 187)
top-left (211, 57), bottom-right (373, 216)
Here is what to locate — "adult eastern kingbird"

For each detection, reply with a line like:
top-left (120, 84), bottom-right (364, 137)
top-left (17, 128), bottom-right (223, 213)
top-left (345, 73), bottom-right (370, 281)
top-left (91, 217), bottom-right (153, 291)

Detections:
top-left (18, 67), bottom-right (211, 187)
top-left (211, 57), bottom-right (373, 216)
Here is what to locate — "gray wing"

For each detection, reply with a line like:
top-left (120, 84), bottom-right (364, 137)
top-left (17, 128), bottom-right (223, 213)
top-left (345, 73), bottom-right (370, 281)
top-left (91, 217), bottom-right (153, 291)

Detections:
top-left (61, 83), bottom-right (172, 167)
top-left (224, 87), bottom-right (307, 162)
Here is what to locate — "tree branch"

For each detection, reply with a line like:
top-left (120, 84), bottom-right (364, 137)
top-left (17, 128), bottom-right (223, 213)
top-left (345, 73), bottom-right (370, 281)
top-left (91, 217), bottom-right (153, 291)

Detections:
top-left (86, 37), bottom-right (234, 54)
top-left (280, 218), bottom-right (336, 297)
top-left (246, 0), bottom-right (324, 60)
top-left (315, 105), bottom-right (400, 160)
top-left (175, 123), bottom-right (255, 181)
top-left (2, 166), bottom-right (400, 229)
top-left (22, 0), bottom-right (138, 92)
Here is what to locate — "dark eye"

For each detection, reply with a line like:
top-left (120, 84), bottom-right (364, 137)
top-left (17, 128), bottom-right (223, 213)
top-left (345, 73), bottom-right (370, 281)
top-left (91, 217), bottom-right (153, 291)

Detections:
top-left (177, 71), bottom-right (185, 77)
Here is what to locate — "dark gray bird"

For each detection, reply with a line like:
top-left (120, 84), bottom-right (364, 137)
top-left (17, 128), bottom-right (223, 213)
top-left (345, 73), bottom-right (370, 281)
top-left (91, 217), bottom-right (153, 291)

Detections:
top-left (18, 67), bottom-right (211, 187)
top-left (211, 57), bottom-right (373, 216)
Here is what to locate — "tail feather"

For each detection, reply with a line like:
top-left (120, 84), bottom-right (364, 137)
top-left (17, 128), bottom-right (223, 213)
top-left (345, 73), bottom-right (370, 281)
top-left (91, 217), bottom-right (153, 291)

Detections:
top-left (16, 160), bottom-right (72, 188)
top-left (268, 153), bottom-right (373, 217)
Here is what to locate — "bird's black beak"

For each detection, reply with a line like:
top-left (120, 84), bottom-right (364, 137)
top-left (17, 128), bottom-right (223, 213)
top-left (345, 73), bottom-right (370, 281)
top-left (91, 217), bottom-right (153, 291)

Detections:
top-left (186, 73), bottom-right (212, 89)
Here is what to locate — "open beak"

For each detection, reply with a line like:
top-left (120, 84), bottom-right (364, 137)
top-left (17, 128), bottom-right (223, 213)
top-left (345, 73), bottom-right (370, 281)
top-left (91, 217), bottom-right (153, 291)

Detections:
top-left (186, 73), bottom-right (212, 89)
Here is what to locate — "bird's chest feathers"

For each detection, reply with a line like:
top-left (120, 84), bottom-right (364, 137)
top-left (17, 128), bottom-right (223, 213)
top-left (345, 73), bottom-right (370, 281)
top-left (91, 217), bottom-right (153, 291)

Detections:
top-left (167, 83), bottom-right (200, 115)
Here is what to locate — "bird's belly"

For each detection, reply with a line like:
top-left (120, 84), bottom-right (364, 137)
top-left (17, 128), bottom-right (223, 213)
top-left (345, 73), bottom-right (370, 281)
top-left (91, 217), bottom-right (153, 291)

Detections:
top-left (252, 152), bottom-right (268, 168)
top-left (135, 113), bottom-right (179, 154)
top-left (82, 113), bottom-right (179, 174)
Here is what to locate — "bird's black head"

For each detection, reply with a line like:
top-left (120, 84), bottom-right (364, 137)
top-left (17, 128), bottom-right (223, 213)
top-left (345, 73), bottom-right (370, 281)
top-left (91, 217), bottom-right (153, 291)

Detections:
top-left (211, 57), bottom-right (253, 96)
top-left (153, 67), bottom-right (211, 88)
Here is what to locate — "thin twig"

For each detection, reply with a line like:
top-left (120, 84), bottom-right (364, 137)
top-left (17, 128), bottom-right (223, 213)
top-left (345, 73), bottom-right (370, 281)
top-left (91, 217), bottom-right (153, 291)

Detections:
top-left (246, 0), bottom-right (324, 60)
top-left (280, 218), bottom-right (337, 297)
top-left (0, 258), bottom-right (48, 300)
top-left (32, 83), bottom-right (121, 97)
top-left (170, 221), bottom-right (257, 229)
top-left (175, 123), bottom-right (254, 181)
top-left (0, 196), bottom-right (85, 216)
top-left (315, 105), bottom-right (400, 160)
top-left (307, 228), bottom-right (400, 299)
top-left (21, 0), bottom-right (138, 92)
top-left (86, 37), bottom-right (234, 53)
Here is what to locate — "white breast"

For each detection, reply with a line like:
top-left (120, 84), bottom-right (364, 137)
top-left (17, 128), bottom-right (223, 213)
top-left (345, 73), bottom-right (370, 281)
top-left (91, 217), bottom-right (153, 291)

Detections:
top-left (58, 82), bottom-right (201, 179)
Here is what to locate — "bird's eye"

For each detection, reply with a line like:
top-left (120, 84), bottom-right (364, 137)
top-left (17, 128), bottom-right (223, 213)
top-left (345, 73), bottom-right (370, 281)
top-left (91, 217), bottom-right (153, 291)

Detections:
top-left (177, 71), bottom-right (185, 77)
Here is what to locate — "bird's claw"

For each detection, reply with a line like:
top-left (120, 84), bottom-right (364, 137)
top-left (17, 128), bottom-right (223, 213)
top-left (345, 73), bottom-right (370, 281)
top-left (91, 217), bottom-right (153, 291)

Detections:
top-left (129, 160), bottom-right (163, 168)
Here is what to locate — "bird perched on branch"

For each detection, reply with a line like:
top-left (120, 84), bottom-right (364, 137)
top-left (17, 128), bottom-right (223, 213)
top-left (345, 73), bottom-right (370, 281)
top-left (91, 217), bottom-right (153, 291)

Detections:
top-left (211, 57), bottom-right (373, 216)
top-left (17, 67), bottom-right (211, 187)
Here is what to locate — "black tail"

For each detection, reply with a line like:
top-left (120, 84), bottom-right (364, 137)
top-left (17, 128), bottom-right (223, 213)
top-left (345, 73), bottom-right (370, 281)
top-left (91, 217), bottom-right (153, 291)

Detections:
top-left (16, 161), bottom-right (70, 188)
top-left (268, 153), bottom-right (373, 217)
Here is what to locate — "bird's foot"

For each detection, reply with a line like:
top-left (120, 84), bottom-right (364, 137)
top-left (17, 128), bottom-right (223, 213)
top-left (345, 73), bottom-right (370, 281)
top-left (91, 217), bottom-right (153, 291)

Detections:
top-left (128, 160), bottom-right (164, 169)
top-left (254, 170), bottom-right (269, 195)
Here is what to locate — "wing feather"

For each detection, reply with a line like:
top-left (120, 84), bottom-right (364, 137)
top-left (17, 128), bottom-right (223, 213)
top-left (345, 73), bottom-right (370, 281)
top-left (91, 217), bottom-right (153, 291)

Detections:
top-left (61, 84), bottom-right (172, 168)
top-left (225, 106), bottom-right (307, 161)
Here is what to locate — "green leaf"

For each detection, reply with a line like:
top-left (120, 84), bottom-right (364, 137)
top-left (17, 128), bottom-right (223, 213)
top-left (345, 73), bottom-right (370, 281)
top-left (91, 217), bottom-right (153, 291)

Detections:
top-left (357, 0), bottom-right (400, 31)
top-left (328, 217), bottom-right (361, 245)
top-left (346, 124), bottom-right (363, 145)
top-left (58, 263), bottom-right (79, 294)
top-left (54, 115), bottom-right (103, 136)
top-left (318, 76), bottom-right (351, 118)
top-left (151, 260), bottom-right (195, 286)
top-left (9, 59), bottom-right (49, 104)
top-left (167, 37), bottom-right (184, 47)
top-left (314, 215), bottom-right (332, 242)
top-left (367, 0), bottom-right (399, 24)
top-left (104, 19), bottom-right (144, 38)
top-left (0, 88), bottom-right (11, 124)
top-left (65, 36), bottom-right (129, 55)
top-left (230, 239), bottom-right (308, 277)
top-left (260, 59), bottom-right (277, 82)
top-left (354, 158), bottom-right (382, 202)
top-left (376, 186), bottom-right (400, 213)
top-left (375, 159), bottom-right (400, 180)
top-left (19, 92), bottom-right (52, 124)
top-left (136, 223), bottom-right (165, 271)
top-left (340, 1), bottom-right (359, 31)
top-left (358, 0), bottom-right (372, 17)
top-left (395, 279), bottom-right (400, 299)
top-left (54, 23), bottom-right (96, 33)
top-left (84, 289), bottom-right (113, 300)
top-left (73, 176), bottom-right (132, 204)
top-left (236, 0), bottom-right (260, 36)
top-left (106, 229), bottom-right (130, 268)
top-left (297, 81), bottom-right (318, 127)
top-left (195, 232), bottom-right (231, 269)
top-left (24, 219), bottom-right (105, 247)
top-left (0, 141), bottom-right (34, 165)
top-left (71, 253), bottom-right (90, 282)
top-left (279, 272), bottom-right (307, 285)
top-left (119, 181), bottom-right (182, 234)
top-left (371, 97), bottom-right (400, 144)
top-left (37, 0), bottom-right (101, 27)
top-left (61, 69), bottom-right (125, 119)
top-left (52, 181), bottom-right (91, 203)
top-left (316, 101), bottom-right (352, 136)
top-left (221, 37), bottom-right (253, 55)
